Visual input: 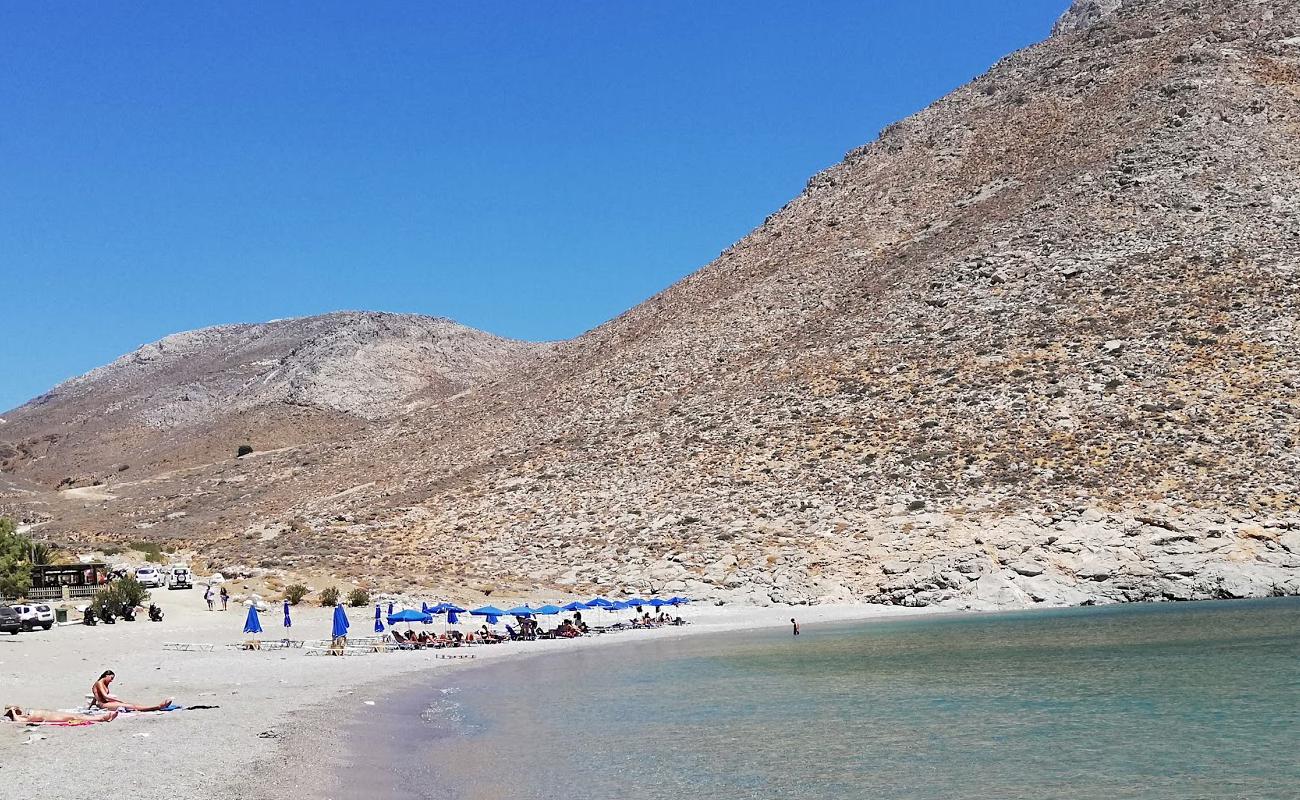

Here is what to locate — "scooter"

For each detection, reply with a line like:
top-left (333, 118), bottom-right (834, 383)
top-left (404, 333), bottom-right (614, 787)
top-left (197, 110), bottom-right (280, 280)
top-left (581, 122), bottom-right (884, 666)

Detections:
top-left (148, 604), bottom-right (164, 622)
top-left (83, 607), bottom-right (97, 626)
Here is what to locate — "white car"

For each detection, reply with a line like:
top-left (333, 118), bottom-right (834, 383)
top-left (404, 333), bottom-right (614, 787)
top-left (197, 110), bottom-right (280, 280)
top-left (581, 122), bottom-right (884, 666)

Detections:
top-left (12, 603), bottom-right (55, 631)
top-left (134, 567), bottom-right (163, 588)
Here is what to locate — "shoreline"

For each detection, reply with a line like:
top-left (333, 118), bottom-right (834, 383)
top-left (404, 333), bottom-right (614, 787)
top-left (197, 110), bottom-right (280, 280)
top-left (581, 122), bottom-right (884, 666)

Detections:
top-left (233, 601), bottom-right (939, 799)
top-left (0, 592), bottom-right (931, 800)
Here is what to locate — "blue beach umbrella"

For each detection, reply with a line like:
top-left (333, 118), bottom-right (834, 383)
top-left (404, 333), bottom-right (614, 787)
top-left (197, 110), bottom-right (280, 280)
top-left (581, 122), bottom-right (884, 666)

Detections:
top-left (562, 601), bottom-right (588, 612)
top-left (505, 605), bottom-right (535, 617)
top-left (331, 604), bottom-right (350, 639)
top-left (421, 602), bottom-right (431, 614)
top-left (585, 597), bottom-right (614, 609)
top-left (626, 597), bottom-right (648, 607)
top-left (534, 604), bottom-right (563, 615)
top-left (647, 598), bottom-right (669, 608)
top-left (388, 602), bottom-right (395, 617)
top-left (608, 600), bottom-right (629, 611)
top-left (374, 605), bottom-right (385, 634)
top-left (442, 604), bottom-right (466, 625)
top-left (282, 601), bottom-right (292, 628)
top-left (388, 609), bottom-right (433, 625)
top-left (243, 606), bottom-right (263, 635)
top-left (470, 605), bottom-right (506, 625)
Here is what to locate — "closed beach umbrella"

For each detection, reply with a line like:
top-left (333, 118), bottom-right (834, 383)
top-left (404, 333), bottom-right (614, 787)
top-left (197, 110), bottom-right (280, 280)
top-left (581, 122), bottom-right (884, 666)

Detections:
top-left (421, 602), bottom-right (431, 614)
top-left (243, 606), bottom-right (263, 635)
top-left (374, 604), bottom-right (385, 634)
top-left (331, 604), bottom-right (350, 639)
top-left (283, 600), bottom-right (292, 628)
top-left (470, 605), bottom-right (506, 625)
top-left (388, 602), bottom-right (395, 617)
top-left (444, 604), bottom-right (465, 625)
top-left (534, 604), bottom-right (563, 615)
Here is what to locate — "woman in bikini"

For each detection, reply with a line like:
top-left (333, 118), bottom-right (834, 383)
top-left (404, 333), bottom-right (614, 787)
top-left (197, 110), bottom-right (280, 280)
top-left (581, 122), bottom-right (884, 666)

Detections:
top-left (4, 705), bottom-right (118, 724)
top-left (91, 670), bottom-right (173, 712)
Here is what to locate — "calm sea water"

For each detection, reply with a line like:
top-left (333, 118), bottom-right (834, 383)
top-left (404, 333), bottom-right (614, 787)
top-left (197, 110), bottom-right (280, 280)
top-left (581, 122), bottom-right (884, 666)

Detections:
top-left (338, 599), bottom-right (1300, 800)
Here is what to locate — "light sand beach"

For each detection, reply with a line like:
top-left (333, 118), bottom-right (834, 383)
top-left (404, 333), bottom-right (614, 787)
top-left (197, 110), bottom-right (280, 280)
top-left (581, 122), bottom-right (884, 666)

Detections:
top-left (0, 588), bottom-right (931, 799)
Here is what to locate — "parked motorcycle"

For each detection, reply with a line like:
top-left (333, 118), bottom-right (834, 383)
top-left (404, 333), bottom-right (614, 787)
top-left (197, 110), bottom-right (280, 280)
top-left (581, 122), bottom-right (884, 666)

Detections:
top-left (148, 604), bottom-right (164, 622)
top-left (83, 607), bottom-right (97, 626)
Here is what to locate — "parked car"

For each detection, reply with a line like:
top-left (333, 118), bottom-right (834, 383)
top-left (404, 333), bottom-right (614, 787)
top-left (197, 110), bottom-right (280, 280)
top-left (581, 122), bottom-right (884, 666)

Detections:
top-left (168, 566), bottom-right (192, 590)
top-left (0, 605), bottom-right (20, 635)
top-left (12, 604), bottom-right (55, 631)
top-left (135, 567), bottom-right (163, 588)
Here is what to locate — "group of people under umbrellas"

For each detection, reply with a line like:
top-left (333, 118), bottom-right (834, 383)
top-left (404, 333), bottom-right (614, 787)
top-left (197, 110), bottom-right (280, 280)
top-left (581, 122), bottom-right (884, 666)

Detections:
top-left (243, 594), bottom-right (690, 645)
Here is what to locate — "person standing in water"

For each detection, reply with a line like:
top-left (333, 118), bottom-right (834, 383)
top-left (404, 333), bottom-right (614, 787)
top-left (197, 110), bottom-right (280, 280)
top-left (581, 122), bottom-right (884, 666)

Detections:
top-left (791, 618), bottom-right (800, 636)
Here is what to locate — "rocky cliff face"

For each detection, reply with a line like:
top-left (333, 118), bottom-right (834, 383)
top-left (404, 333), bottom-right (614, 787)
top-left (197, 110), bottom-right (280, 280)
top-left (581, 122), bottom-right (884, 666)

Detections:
top-left (3, 0), bottom-right (1298, 611)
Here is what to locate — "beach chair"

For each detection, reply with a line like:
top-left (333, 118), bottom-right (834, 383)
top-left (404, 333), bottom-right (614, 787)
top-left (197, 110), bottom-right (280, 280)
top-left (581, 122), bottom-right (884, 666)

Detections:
top-left (163, 642), bottom-right (216, 652)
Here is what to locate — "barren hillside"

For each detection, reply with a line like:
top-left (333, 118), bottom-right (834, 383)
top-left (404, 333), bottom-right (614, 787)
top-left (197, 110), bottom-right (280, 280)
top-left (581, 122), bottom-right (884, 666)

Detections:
top-left (4, 0), bottom-right (1298, 609)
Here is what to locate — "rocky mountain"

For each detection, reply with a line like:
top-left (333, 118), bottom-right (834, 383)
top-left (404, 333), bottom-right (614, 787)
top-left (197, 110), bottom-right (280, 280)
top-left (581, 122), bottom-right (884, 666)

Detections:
top-left (3, 0), bottom-right (1298, 610)
top-left (0, 311), bottom-right (545, 486)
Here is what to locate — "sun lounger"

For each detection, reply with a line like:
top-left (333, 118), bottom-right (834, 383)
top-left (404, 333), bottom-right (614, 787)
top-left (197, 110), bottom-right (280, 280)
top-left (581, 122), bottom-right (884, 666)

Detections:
top-left (162, 642), bottom-right (216, 652)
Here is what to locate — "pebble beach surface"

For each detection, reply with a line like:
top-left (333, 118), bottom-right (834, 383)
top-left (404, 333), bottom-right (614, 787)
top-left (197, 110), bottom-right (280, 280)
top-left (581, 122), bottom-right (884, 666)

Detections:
top-left (0, 589), bottom-right (930, 800)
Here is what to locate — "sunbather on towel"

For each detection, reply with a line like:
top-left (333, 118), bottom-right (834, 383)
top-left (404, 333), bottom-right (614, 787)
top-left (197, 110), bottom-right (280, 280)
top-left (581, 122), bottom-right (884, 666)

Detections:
top-left (4, 705), bottom-right (118, 724)
top-left (91, 670), bottom-right (172, 712)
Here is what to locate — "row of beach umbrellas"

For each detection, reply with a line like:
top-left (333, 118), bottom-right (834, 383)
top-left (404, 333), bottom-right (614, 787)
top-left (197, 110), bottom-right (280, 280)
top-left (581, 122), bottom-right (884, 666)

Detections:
top-left (244, 595), bottom-right (690, 636)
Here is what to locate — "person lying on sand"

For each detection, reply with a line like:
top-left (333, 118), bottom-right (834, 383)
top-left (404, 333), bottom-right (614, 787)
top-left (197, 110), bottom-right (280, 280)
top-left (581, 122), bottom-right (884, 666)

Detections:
top-left (4, 705), bottom-right (119, 724)
top-left (91, 670), bottom-right (172, 712)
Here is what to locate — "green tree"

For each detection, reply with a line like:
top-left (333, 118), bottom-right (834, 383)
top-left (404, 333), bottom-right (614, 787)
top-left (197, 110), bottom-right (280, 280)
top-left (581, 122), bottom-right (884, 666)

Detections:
top-left (318, 586), bottom-right (340, 606)
top-left (346, 587), bottom-right (370, 607)
top-left (0, 517), bottom-right (52, 599)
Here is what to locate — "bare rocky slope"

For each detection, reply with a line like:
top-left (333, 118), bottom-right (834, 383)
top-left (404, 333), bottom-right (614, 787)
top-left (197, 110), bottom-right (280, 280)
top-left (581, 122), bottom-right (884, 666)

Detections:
top-left (3, 0), bottom-right (1299, 610)
top-left (0, 311), bottom-right (545, 486)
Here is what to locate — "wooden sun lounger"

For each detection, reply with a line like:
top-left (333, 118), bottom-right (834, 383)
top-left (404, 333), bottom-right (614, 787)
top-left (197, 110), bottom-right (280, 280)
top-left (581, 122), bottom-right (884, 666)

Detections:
top-left (163, 642), bottom-right (216, 652)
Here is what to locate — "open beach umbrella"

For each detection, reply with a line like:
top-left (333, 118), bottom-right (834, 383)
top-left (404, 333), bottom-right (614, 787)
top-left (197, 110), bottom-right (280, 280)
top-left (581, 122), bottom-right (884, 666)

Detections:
top-left (584, 597), bottom-right (614, 609)
top-left (470, 605), bottom-right (505, 624)
top-left (243, 606), bottom-right (263, 635)
top-left (625, 597), bottom-right (648, 607)
top-left (331, 604), bottom-right (350, 639)
top-left (283, 601), bottom-right (292, 628)
top-left (608, 600), bottom-right (629, 611)
top-left (388, 609), bottom-right (433, 625)
top-left (647, 598), bottom-right (669, 608)
top-left (374, 605), bottom-right (385, 634)
top-left (534, 604), bottom-right (563, 615)
top-left (562, 601), bottom-right (588, 612)
top-left (505, 605), bottom-right (535, 617)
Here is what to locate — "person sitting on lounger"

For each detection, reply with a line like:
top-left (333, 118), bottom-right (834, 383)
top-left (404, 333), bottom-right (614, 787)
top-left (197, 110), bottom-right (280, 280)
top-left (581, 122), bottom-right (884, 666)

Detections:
top-left (4, 705), bottom-right (119, 724)
top-left (90, 670), bottom-right (172, 712)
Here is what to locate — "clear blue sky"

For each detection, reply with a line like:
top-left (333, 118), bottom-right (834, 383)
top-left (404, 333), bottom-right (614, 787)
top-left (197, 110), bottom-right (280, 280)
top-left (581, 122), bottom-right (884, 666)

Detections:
top-left (0, 1), bottom-right (1065, 412)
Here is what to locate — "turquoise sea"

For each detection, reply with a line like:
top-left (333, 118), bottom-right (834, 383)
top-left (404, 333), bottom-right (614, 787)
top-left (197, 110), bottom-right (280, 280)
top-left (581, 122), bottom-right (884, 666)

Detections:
top-left (338, 598), bottom-right (1300, 799)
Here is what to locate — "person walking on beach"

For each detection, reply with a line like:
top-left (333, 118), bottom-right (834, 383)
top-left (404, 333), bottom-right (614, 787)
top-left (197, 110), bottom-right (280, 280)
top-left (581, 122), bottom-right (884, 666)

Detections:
top-left (219, 586), bottom-right (229, 611)
top-left (791, 618), bottom-right (800, 636)
top-left (204, 584), bottom-right (215, 611)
